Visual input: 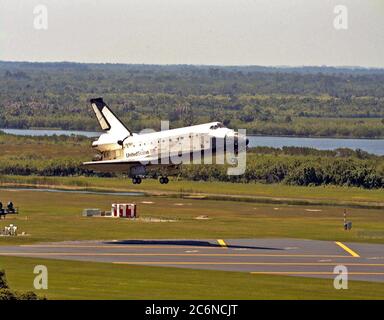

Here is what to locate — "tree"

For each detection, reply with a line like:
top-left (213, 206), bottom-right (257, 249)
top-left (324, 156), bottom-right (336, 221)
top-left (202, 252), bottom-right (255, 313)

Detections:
top-left (0, 269), bottom-right (9, 289)
top-left (0, 269), bottom-right (44, 300)
top-left (239, 105), bottom-right (255, 122)
top-left (180, 103), bottom-right (194, 126)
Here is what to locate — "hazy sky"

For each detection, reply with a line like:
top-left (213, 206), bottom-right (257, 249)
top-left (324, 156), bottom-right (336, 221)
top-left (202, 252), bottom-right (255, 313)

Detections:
top-left (0, 0), bottom-right (383, 67)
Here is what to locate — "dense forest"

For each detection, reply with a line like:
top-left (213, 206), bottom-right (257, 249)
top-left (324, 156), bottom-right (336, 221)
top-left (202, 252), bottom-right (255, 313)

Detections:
top-left (0, 133), bottom-right (382, 189)
top-left (0, 61), bottom-right (384, 138)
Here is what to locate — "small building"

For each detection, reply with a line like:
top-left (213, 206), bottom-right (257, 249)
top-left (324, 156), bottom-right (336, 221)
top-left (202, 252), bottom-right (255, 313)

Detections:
top-left (82, 208), bottom-right (102, 217)
top-left (111, 203), bottom-right (137, 218)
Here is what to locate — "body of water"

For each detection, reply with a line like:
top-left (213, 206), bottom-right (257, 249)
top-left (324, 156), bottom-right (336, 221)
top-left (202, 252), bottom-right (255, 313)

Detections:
top-left (247, 135), bottom-right (384, 156)
top-left (1, 128), bottom-right (383, 155)
top-left (0, 128), bottom-right (100, 138)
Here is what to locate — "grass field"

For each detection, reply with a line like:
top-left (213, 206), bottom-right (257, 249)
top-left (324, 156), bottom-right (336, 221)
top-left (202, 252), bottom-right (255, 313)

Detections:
top-left (0, 135), bottom-right (92, 162)
top-left (1, 175), bottom-right (383, 207)
top-left (1, 183), bottom-right (383, 300)
top-left (1, 255), bottom-right (384, 299)
top-left (0, 189), bottom-right (383, 245)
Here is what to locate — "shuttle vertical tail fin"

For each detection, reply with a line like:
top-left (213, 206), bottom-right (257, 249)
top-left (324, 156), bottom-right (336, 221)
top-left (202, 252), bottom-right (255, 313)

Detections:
top-left (90, 98), bottom-right (131, 139)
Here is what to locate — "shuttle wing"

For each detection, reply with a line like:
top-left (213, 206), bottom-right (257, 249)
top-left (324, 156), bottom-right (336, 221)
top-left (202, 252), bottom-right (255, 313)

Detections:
top-left (82, 159), bottom-right (142, 172)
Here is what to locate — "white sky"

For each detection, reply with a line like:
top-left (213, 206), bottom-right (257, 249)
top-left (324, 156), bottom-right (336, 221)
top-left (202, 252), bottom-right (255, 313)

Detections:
top-left (0, 0), bottom-right (383, 67)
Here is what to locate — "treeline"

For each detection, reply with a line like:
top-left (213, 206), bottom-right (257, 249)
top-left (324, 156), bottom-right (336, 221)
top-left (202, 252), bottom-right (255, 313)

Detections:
top-left (0, 158), bottom-right (92, 177)
top-left (0, 129), bottom-right (91, 145)
top-left (1, 61), bottom-right (384, 138)
top-left (0, 137), bottom-right (382, 188)
top-left (182, 154), bottom-right (384, 189)
top-left (0, 155), bottom-right (382, 189)
top-left (249, 146), bottom-right (379, 159)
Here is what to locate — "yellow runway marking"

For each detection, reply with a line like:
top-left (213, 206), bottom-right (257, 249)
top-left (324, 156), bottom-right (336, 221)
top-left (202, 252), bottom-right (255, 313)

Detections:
top-left (217, 239), bottom-right (227, 248)
top-left (251, 272), bottom-right (384, 275)
top-left (335, 242), bottom-right (360, 258)
top-left (0, 252), bottom-right (355, 258)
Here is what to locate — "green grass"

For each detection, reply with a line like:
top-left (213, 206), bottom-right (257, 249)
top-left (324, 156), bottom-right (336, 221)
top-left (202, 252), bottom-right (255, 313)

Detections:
top-left (0, 189), bottom-right (383, 245)
top-left (0, 135), bottom-right (92, 161)
top-left (1, 175), bottom-right (383, 206)
top-left (0, 185), bottom-right (383, 300)
top-left (1, 256), bottom-right (384, 299)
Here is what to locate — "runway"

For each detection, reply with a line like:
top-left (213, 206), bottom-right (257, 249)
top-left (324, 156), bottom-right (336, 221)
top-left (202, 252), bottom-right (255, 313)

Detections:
top-left (1, 238), bottom-right (384, 283)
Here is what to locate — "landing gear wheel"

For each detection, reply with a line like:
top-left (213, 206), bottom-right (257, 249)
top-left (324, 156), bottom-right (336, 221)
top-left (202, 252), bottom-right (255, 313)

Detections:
top-left (159, 177), bottom-right (169, 184)
top-left (132, 177), bottom-right (142, 184)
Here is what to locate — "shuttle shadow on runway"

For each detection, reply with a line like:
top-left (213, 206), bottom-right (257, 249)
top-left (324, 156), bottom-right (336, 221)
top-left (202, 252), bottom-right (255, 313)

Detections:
top-left (103, 240), bottom-right (283, 250)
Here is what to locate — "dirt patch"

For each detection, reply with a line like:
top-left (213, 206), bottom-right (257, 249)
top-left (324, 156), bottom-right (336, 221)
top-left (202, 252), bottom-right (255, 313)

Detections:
top-left (138, 217), bottom-right (177, 223)
top-left (195, 215), bottom-right (210, 220)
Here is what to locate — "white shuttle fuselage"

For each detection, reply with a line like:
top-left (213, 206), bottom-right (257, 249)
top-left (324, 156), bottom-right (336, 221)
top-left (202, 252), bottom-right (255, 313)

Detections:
top-left (83, 98), bottom-right (247, 184)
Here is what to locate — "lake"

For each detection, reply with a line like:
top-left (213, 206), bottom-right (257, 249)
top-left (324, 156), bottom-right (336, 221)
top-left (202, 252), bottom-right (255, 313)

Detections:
top-left (1, 128), bottom-right (383, 155)
top-left (247, 135), bottom-right (384, 156)
top-left (1, 128), bottom-right (101, 138)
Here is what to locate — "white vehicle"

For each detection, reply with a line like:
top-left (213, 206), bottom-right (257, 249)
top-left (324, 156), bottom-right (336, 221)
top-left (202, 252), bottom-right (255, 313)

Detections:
top-left (83, 98), bottom-right (248, 184)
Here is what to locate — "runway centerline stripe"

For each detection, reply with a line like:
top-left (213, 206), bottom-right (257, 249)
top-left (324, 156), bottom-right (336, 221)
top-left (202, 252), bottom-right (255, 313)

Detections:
top-left (335, 241), bottom-right (360, 258)
top-left (0, 252), bottom-right (355, 258)
top-left (217, 239), bottom-right (227, 248)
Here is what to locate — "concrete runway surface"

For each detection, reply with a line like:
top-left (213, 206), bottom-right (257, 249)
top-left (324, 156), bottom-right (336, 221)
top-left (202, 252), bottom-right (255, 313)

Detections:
top-left (1, 238), bottom-right (383, 283)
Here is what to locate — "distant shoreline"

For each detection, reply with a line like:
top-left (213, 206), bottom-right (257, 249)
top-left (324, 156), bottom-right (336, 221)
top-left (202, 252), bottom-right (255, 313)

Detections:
top-left (246, 134), bottom-right (384, 141)
top-left (1, 60), bottom-right (384, 72)
top-left (1, 128), bottom-right (383, 140)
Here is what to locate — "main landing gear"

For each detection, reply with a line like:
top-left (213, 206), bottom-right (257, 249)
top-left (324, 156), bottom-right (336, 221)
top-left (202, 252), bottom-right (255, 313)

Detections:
top-left (131, 176), bottom-right (169, 184)
top-left (132, 176), bottom-right (142, 184)
top-left (159, 176), bottom-right (169, 184)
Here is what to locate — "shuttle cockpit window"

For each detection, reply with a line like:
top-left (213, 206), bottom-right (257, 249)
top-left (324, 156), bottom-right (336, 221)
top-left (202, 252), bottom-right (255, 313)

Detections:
top-left (210, 122), bottom-right (226, 130)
